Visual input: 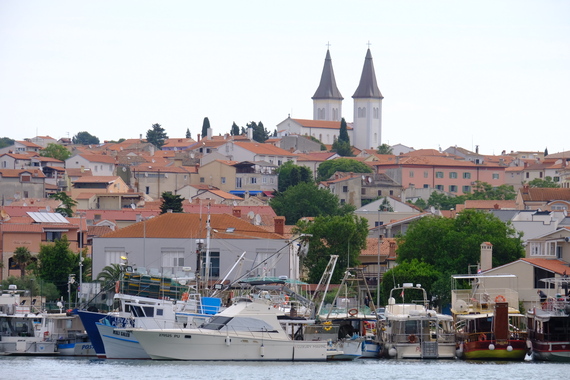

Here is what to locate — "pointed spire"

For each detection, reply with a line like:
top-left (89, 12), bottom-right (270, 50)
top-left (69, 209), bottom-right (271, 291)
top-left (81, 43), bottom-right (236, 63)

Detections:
top-left (312, 49), bottom-right (343, 100)
top-left (353, 49), bottom-right (383, 99)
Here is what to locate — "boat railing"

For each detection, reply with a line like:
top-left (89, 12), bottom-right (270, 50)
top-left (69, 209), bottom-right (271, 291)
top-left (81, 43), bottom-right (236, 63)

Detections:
top-left (539, 296), bottom-right (570, 314)
top-left (452, 288), bottom-right (519, 312)
top-left (462, 330), bottom-right (528, 343)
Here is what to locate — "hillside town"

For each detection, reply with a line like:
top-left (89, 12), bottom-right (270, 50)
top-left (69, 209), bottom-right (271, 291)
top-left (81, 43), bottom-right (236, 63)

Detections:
top-left (2, 47), bottom-right (570, 361)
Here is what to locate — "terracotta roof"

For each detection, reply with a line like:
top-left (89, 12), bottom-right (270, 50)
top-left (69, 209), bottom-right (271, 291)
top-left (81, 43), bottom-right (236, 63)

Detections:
top-left (457, 200), bottom-right (517, 211)
top-left (206, 190), bottom-right (244, 200)
top-left (0, 169), bottom-right (46, 178)
top-left (1, 152), bottom-right (35, 160)
top-left (519, 187), bottom-right (570, 202)
top-left (233, 141), bottom-right (297, 156)
top-left (17, 140), bottom-right (42, 148)
top-left (295, 152), bottom-right (338, 162)
top-left (77, 154), bottom-right (117, 164)
top-left (520, 258), bottom-right (570, 275)
top-left (360, 237), bottom-right (398, 258)
top-left (73, 176), bottom-right (121, 184)
top-left (66, 168), bottom-right (93, 177)
top-left (88, 225), bottom-right (113, 237)
top-left (100, 212), bottom-right (284, 240)
top-left (162, 138), bottom-right (196, 148)
top-left (290, 118), bottom-right (353, 130)
top-left (182, 204), bottom-right (277, 217)
top-left (83, 209), bottom-right (160, 221)
top-left (131, 164), bottom-right (194, 173)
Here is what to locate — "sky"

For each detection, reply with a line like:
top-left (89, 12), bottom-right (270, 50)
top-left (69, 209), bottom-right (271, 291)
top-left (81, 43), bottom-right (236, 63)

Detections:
top-left (1, 0), bottom-right (569, 156)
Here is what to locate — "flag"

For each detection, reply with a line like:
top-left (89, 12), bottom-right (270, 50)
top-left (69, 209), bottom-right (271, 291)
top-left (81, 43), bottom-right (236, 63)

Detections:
top-left (400, 290), bottom-right (404, 297)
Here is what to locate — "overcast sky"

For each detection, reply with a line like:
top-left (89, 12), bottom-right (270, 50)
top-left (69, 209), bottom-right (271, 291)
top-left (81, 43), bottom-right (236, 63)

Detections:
top-left (1, 0), bottom-right (568, 156)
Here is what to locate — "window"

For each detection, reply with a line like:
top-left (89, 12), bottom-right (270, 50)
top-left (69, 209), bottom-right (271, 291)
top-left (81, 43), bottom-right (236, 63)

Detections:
top-left (236, 177), bottom-right (242, 188)
top-left (342, 186), bottom-right (348, 193)
top-left (201, 252), bottom-right (220, 278)
top-left (389, 190), bottom-right (394, 196)
top-left (436, 185), bottom-right (444, 191)
top-left (435, 172), bottom-right (443, 178)
top-left (23, 191), bottom-right (29, 198)
top-left (104, 248), bottom-right (125, 267)
top-left (377, 190), bottom-right (382, 196)
top-left (539, 172), bottom-right (543, 178)
top-left (449, 172), bottom-right (457, 179)
top-left (423, 184), bottom-right (429, 188)
top-left (162, 249), bottom-right (184, 275)
top-left (526, 172), bottom-right (530, 179)
top-left (361, 188), bottom-right (366, 195)
top-left (46, 231), bottom-right (62, 242)
top-left (462, 185), bottom-right (471, 193)
top-left (534, 267), bottom-right (554, 289)
top-left (262, 177), bottom-right (267, 184)
top-left (554, 176), bottom-right (560, 182)
top-left (340, 199), bottom-right (346, 204)
top-left (449, 185), bottom-right (458, 192)
top-left (221, 177), bottom-right (226, 184)
top-left (492, 173), bottom-right (500, 180)
top-left (409, 171), bottom-right (414, 178)
top-left (424, 171), bottom-right (429, 178)
top-left (463, 172), bottom-right (471, 179)
top-left (250, 177), bottom-right (257, 184)
top-left (21, 175), bottom-right (31, 182)
top-left (200, 177), bottom-right (205, 183)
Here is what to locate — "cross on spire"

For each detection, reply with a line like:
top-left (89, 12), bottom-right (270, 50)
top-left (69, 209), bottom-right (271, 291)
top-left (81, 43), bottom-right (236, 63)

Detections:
top-left (367, 40), bottom-right (372, 48)
top-left (326, 41), bottom-right (331, 49)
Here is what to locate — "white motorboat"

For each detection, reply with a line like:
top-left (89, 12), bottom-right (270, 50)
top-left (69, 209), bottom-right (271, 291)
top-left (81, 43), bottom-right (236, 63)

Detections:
top-left (129, 296), bottom-right (329, 361)
top-left (383, 283), bottom-right (456, 359)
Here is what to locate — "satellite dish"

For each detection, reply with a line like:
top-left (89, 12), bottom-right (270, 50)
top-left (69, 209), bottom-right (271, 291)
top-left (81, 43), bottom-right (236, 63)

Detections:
top-left (190, 153), bottom-right (195, 158)
top-left (130, 204), bottom-right (136, 210)
top-left (429, 206), bottom-right (436, 214)
top-left (456, 300), bottom-right (468, 312)
top-left (368, 177), bottom-right (372, 183)
top-left (46, 205), bottom-right (51, 212)
top-left (247, 211), bottom-right (254, 219)
top-left (122, 167), bottom-right (127, 172)
top-left (254, 214), bottom-right (261, 225)
top-left (233, 201), bottom-right (238, 207)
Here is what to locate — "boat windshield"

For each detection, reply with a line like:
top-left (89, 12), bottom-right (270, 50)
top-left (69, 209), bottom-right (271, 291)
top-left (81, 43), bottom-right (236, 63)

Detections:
top-left (200, 316), bottom-right (278, 332)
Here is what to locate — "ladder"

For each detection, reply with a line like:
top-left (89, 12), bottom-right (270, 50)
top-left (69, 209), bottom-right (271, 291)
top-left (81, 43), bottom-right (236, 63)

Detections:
top-left (312, 255), bottom-right (339, 317)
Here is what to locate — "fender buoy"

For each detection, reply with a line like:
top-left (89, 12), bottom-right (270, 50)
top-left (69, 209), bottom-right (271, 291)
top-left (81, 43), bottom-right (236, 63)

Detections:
top-left (495, 295), bottom-right (506, 303)
top-left (408, 334), bottom-right (417, 343)
top-left (348, 308), bottom-right (358, 317)
top-left (181, 292), bottom-right (189, 301)
top-left (43, 331), bottom-right (49, 341)
top-left (323, 321), bottom-right (333, 331)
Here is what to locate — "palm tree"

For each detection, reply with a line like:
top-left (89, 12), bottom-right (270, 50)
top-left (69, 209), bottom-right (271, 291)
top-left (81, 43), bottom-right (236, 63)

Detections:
top-left (96, 263), bottom-right (123, 292)
top-left (13, 246), bottom-right (32, 277)
top-left (376, 143), bottom-right (393, 155)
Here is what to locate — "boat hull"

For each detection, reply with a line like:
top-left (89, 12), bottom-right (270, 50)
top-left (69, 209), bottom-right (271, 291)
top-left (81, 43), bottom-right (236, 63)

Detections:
top-left (76, 310), bottom-right (107, 358)
top-left (531, 341), bottom-right (570, 362)
top-left (96, 323), bottom-right (150, 360)
top-left (459, 340), bottom-right (527, 361)
top-left (132, 329), bottom-right (328, 361)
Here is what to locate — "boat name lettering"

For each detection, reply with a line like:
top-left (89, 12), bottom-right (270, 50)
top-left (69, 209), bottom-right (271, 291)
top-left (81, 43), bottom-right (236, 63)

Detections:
top-left (159, 333), bottom-right (181, 338)
top-left (113, 330), bottom-right (131, 337)
top-left (81, 344), bottom-right (93, 350)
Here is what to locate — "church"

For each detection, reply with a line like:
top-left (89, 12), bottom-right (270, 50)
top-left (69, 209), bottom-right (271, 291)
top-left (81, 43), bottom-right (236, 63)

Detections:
top-left (276, 48), bottom-right (383, 151)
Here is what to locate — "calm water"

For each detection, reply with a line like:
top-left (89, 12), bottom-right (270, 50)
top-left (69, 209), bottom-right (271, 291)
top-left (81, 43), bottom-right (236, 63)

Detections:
top-left (1, 357), bottom-right (568, 380)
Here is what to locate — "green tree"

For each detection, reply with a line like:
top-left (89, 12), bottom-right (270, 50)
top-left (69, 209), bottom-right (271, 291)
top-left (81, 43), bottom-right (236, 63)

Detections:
top-left (276, 161), bottom-right (313, 192)
top-left (250, 121), bottom-right (269, 143)
top-left (338, 118), bottom-right (349, 143)
top-left (378, 197), bottom-right (394, 212)
top-left (296, 214), bottom-right (369, 284)
top-left (72, 131), bottom-right (100, 145)
top-left (427, 192), bottom-right (466, 210)
top-left (13, 247), bottom-right (33, 277)
top-left (395, 210), bottom-right (525, 303)
top-left (270, 182), bottom-right (355, 225)
top-left (146, 123), bottom-right (168, 149)
top-left (201, 117), bottom-right (210, 138)
top-left (376, 144), bottom-right (393, 155)
top-left (49, 192), bottom-right (77, 217)
top-left (35, 235), bottom-right (77, 296)
top-left (379, 259), bottom-right (441, 306)
top-left (160, 192), bottom-right (184, 214)
top-left (317, 158), bottom-right (372, 182)
top-left (40, 143), bottom-right (71, 161)
top-left (527, 177), bottom-right (560, 188)
top-left (332, 137), bottom-right (353, 157)
top-left (470, 181), bottom-right (516, 200)
top-left (230, 122), bottom-right (240, 136)
top-left (96, 263), bottom-right (123, 292)
top-left (0, 137), bottom-right (15, 149)
top-left (186, 128), bottom-right (191, 139)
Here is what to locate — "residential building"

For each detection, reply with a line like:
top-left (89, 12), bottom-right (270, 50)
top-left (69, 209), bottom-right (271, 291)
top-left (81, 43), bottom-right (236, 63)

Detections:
top-left (217, 141), bottom-right (297, 166)
top-left (0, 153), bottom-right (35, 169)
top-left (131, 164), bottom-right (196, 200)
top-left (0, 169), bottom-right (46, 202)
top-left (356, 197), bottom-right (424, 230)
top-left (516, 187), bottom-right (570, 211)
top-left (28, 136), bottom-right (58, 148)
top-left (0, 140), bottom-right (42, 156)
top-left (70, 176), bottom-right (130, 199)
top-left (65, 153), bottom-right (117, 176)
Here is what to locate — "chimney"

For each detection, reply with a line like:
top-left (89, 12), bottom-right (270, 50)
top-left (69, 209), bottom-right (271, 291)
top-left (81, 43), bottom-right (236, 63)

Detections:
top-left (232, 208), bottom-right (241, 218)
top-left (197, 134), bottom-right (201, 142)
top-left (274, 216), bottom-right (285, 236)
top-left (480, 242), bottom-right (493, 272)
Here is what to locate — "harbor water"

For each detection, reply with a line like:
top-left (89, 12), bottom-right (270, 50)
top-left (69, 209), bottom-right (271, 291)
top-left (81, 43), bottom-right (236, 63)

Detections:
top-left (1, 357), bottom-right (568, 380)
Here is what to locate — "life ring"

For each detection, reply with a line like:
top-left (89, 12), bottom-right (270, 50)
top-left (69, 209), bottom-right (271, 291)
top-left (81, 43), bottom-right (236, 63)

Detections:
top-left (348, 308), bottom-right (358, 317)
top-left (283, 295), bottom-right (290, 306)
top-left (181, 292), bottom-right (189, 301)
top-left (115, 281), bottom-right (120, 293)
top-left (323, 321), bottom-right (333, 331)
top-left (478, 333), bottom-right (487, 342)
top-left (495, 295), bottom-right (506, 303)
top-left (408, 334), bottom-right (417, 343)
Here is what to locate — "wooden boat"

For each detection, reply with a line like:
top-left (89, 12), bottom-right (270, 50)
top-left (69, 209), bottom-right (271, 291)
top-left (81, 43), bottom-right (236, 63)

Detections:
top-left (527, 277), bottom-right (570, 362)
top-left (452, 274), bottom-right (528, 360)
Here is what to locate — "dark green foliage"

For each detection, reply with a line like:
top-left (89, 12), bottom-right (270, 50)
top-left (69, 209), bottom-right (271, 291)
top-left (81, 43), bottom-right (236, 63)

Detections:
top-left (296, 214), bottom-right (369, 284)
top-left (0, 137), bottom-right (15, 149)
top-left (160, 192), bottom-right (184, 214)
top-left (96, 263), bottom-right (123, 292)
top-left (426, 181), bottom-right (516, 210)
top-left (201, 117), bottom-right (210, 138)
top-left (249, 121), bottom-right (269, 143)
top-left (50, 192), bottom-right (77, 217)
top-left (379, 259), bottom-right (441, 305)
top-left (332, 138), bottom-right (353, 157)
top-left (230, 122), bottom-right (240, 136)
top-left (276, 161), bottom-right (313, 192)
top-left (13, 247), bottom-right (33, 277)
top-left (35, 236), bottom-right (77, 296)
top-left (41, 143), bottom-right (72, 161)
top-left (338, 118), bottom-right (349, 143)
top-left (527, 177), bottom-right (560, 188)
top-left (376, 144), bottom-right (393, 155)
top-left (269, 182), bottom-right (355, 225)
top-left (146, 123), bottom-right (168, 149)
top-left (72, 131), bottom-right (100, 145)
top-left (186, 128), bottom-right (191, 138)
top-left (316, 158), bottom-right (372, 182)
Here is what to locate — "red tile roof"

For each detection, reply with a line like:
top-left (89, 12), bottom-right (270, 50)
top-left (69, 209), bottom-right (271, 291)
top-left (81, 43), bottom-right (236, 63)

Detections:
top-left (291, 118), bottom-right (353, 130)
top-left (233, 142), bottom-right (297, 156)
top-left (0, 169), bottom-right (46, 178)
top-left (521, 258), bottom-right (570, 275)
top-left (77, 154), bottom-right (117, 164)
top-left (519, 187), bottom-right (570, 202)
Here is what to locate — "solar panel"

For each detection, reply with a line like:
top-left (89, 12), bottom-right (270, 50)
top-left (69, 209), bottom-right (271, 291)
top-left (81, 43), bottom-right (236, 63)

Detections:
top-left (27, 212), bottom-right (70, 224)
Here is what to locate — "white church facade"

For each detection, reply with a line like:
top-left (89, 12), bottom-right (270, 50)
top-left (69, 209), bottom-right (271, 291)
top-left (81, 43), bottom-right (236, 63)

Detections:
top-left (276, 48), bottom-right (383, 151)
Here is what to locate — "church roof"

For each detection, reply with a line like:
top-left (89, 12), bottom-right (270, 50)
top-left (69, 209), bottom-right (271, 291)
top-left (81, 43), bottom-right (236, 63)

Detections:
top-left (353, 49), bottom-right (383, 99)
top-left (312, 49), bottom-right (343, 100)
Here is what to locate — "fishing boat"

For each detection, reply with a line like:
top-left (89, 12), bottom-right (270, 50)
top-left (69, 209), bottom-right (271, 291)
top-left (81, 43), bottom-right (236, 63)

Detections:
top-left (527, 277), bottom-right (570, 362)
top-left (382, 283), bottom-right (456, 359)
top-left (452, 274), bottom-right (528, 361)
top-left (129, 295), bottom-right (329, 361)
top-left (0, 285), bottom-right (57, 356)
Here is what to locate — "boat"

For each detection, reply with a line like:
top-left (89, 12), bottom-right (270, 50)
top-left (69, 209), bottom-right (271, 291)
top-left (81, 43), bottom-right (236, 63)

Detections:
top-left (527, 277), bottom-right (570, 362)
top-left (0, 286), bottom-right (57, 356)
top-left (382, 283), bottom-right (456, 359)
top-left (452, 274), bottom-right (528, 361)
top-left (129, 295), bottom-right (329, 361)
